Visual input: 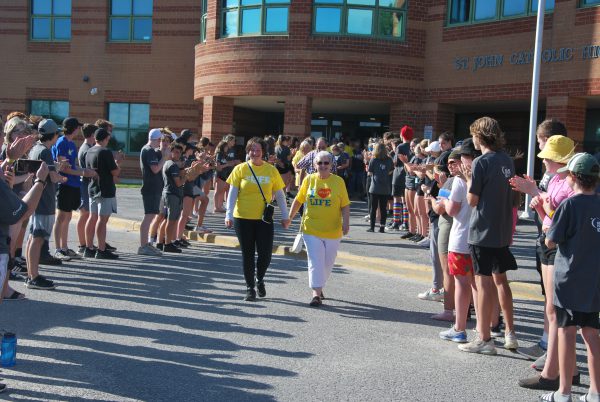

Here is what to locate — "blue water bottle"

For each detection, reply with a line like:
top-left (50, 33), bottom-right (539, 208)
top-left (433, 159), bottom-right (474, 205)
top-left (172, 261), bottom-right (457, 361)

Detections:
top-left (1, 332), bottom-right (17, 367)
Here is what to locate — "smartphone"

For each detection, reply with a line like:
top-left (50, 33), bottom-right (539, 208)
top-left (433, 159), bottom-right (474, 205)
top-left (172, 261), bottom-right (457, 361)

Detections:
top-left (15, 159), bottom-right (42, 174)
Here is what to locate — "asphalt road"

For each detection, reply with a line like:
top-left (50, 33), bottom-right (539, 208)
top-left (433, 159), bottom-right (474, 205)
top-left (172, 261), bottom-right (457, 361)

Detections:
top-left (116, 187), bottom-right (541, 285)
top-left (0, 224), bottom-right (592, 401)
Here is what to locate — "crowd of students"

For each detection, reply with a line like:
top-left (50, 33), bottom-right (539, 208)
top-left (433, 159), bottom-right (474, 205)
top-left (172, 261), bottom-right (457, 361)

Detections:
top-left (0, 111), bottom-right (599, 400)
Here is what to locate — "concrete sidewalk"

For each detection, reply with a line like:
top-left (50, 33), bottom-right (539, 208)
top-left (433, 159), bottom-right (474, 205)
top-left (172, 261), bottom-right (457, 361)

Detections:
top-left (102, 187), bottom-right (543, 301)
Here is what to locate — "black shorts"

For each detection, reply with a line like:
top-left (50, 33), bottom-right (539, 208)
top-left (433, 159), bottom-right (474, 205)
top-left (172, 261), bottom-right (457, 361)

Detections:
top-left (143, 193), bottom-right (161, 215)
top-left (536, 233), bottom-right (557, 266)
top-left (392, 184), bottom-right (405, 197)
top-left (469, 245), bottom-right (518, 277)
top-left (555, 306), bottom-right (600, 329)
top-left (56, 184), bottom-right (81, 212)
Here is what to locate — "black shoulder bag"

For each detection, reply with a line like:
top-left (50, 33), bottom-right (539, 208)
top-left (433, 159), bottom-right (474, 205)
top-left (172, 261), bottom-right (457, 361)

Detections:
top-left (247, 162), bottom-right (275, 224)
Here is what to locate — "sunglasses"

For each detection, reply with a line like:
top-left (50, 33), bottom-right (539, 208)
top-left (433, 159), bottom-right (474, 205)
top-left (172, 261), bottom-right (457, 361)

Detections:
top-left (317, 161), bottom-right (330, 165)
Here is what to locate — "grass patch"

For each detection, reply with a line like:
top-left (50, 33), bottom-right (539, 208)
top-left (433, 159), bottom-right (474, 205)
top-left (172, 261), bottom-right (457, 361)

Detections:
top-left (116, 183), bottom-right (141, 189)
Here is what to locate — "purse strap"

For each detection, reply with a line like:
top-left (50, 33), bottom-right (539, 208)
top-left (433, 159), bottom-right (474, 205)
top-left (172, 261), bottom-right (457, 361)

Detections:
top-left (247, 162), bottom-right (268, 204)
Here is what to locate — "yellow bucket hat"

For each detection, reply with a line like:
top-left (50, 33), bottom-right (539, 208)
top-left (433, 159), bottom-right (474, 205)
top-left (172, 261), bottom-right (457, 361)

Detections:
top-left (537, 135), bottom-right (575, 163)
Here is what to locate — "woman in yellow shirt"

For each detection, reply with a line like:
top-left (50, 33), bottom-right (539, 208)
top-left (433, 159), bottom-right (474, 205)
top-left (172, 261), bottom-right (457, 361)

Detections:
top-left (225, 137), bottom-right (290, 301)
top-left (289, 151), bottom-right (350, 307)
top-left (292, 140), bottom-right (313, 189)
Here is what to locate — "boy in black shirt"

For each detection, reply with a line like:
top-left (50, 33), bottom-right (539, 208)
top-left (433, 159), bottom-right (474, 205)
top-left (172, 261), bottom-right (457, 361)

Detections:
top-left (458, 117), bottom-right (519, 355)
top-left (85, 128), bottom-right (120, 259)
top-left (161, 143), bottom-right (185, 253)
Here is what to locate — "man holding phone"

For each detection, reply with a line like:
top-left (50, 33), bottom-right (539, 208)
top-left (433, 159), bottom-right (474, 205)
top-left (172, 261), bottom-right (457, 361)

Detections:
top-left (26, 119), bottom-right (66, 290)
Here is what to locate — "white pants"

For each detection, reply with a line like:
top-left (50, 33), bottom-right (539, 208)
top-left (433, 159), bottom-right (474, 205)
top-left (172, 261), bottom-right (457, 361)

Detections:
top-left (303, 234), bottom-right (341, 289)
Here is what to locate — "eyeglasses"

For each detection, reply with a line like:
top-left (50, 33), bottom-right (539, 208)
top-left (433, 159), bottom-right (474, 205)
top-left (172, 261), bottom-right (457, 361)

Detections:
top-left (317, 161), bottom-right (330, 165)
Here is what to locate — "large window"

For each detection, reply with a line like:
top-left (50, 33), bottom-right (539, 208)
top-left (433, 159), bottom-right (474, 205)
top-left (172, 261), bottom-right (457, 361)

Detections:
top-left (109, 0), bottom-right (153, 42)
top-left (448, 0), bottom-right (554, 25)
top-left (108, 103), bottom-right (150, 153)
top-left (221, 0), bottom-right (290, 37)
top-left (313, 0), bottom-right (406, 40)
top-left (30, 0), bottom-right (71, 41)
top-left (30, 100), bottom-right (69, 124)
top-left (581, 0), bottom-right (600, 6)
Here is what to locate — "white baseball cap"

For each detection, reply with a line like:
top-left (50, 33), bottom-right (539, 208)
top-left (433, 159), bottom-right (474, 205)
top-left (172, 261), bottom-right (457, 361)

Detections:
top-left (148, 128), bottom-right (162, 140)
top-left (425, 140), bottom-right (441, 153)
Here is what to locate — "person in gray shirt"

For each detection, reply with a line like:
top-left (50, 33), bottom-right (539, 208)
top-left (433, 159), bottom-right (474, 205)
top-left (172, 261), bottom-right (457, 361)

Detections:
top-left (138, 128), bottom-right (168, 256)
top-left (367, 142), bottom-right (393, 233)
top-left (544, 153), bottom-right (600, 402)
top-left (458, 117), bottom-right (518, 356)
top-left (26, 119), bottom-right (65, 290)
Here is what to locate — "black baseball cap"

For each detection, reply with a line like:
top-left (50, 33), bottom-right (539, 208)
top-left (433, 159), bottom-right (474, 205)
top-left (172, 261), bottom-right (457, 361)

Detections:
top-left (63, 117), bottom-right (83, 131)
top-left (459, 138), bottom-right (480, 157)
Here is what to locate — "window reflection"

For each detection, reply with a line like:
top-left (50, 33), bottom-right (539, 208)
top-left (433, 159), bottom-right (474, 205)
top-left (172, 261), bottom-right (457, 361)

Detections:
top-left (347, 9), bottom-right (373, 34)
top-left (265, 8), bottom-right (288, 32)
top-left (474, 0), bottom-right (497, 20)
top-left (241, 8), bottom-right (261, 34)
top-left (315, 8), bottom-right (342, 32)
top-left (222, 0), bottom-right (290, 36)
top-left (110, 0), bottom-right (153, 42)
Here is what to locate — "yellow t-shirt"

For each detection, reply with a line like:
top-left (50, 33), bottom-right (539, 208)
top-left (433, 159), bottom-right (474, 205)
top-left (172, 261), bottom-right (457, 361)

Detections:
top-left (227, 162), bottom-right (285, 220)
top-left (295, 173), bottom-right (350, 239)
top-left (292, 151), bottom-right (305, 168)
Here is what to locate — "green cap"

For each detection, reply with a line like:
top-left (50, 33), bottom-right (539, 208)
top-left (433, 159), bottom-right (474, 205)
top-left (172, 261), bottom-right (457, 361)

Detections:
top-left (557, 153), bottom-right (600, 177)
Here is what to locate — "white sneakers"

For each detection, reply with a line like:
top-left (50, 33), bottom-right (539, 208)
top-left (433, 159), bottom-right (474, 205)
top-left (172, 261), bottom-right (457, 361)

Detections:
top-left (137, 244), bottom-right (162, 256)
top-left (458, 335), bottom-right (497, 355)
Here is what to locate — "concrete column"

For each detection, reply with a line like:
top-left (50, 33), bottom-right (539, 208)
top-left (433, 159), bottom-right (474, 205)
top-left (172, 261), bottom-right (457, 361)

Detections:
top-left (546, 96), bottom-right (587, 149)
top-left (284, 96), bottom-right (312, 138)
top-left (202, 96), bottom-right (234, 142)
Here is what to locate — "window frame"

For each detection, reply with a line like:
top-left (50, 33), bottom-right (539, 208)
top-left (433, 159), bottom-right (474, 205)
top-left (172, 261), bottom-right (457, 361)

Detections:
top-left (446, 0), bottom-right (554, 27)
top-left (30, 0), bottom-right (72, 42)
top-left (107, 102), bottom-right (150, 155)
top-left (108, 0), bottom-right (153, 43)
top-left (580, 0), bottom-right (600, 8)
top-left (312, 0), bottom-right (407, 41)
top-left (29, 99), bottom-right (70, 124)
top-left (221, 0), bottom-right (291, 37)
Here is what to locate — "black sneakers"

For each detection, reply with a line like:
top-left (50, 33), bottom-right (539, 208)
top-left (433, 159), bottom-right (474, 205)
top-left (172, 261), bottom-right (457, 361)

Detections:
top-left (39, 254), bottom-right (62, 266)
top-left (244, 288), bottom-right (257, 301)
top-left (105, 243), bottom-right (117, 252)
top-left (95, 249), bottom-right (119, 260)
top-left (257, 280), bottom-right (266, 298)
top-left (26, 275), bottom-right (56, 290)
top-left (400, 232), bottom-right (415, 240)
top-left (83, 247), bottom-right (97, 258)
top-left (163, 243), bottom-right (182, 253)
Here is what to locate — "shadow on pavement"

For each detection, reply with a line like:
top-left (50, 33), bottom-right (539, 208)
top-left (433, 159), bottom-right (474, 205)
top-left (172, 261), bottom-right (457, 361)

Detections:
top-left (3, 245), bottom-right (314, 401)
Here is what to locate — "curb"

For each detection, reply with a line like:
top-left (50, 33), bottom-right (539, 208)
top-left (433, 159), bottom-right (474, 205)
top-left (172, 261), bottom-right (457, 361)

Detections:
top-left (80, 212), bottom-right (544, 302)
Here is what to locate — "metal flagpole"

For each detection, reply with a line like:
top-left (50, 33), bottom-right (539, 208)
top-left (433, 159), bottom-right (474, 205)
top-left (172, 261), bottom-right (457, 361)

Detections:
top-left (520, 0), bottom-right (546, 219)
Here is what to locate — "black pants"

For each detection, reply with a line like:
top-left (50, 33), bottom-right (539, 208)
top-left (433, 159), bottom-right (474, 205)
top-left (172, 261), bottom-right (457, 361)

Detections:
top-left (369, 193), bottom-right (388, 229)
top-left (234, 218), bottom-right (274, 289)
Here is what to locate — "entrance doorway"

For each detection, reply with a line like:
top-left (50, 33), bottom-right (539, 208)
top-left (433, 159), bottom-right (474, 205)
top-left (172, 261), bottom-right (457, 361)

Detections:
top-left (310, 114), bottom-right (389, 144)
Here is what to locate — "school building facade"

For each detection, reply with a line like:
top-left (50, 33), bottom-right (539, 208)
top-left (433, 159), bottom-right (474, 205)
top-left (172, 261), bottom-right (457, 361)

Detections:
top-left (1, 0), bottom-right (599, 178)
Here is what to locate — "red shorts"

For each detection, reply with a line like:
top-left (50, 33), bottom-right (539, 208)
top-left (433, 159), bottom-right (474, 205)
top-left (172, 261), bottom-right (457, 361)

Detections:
top-left (448, 252), bottom-right (473, 276)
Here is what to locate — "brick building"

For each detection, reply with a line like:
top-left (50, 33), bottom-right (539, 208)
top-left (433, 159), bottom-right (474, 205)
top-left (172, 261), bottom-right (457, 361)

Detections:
top-left (1, 0), bottom-right (600, 178)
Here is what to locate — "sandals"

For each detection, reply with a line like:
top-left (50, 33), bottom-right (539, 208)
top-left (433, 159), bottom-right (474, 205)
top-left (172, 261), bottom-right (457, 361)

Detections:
top-left (309, 296), bottom-right (322, 307)
top-left (4, 290), bottom-right (26, 301)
